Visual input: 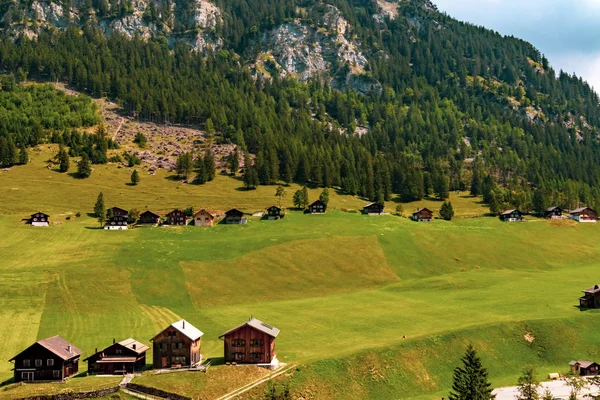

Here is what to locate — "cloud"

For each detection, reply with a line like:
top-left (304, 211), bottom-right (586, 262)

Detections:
top-left (433, 0), bottom-right (600, 91)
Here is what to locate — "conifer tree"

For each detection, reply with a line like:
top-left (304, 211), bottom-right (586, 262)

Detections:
top-left (440, 201), bottom-right (454, 221)
top-left (195, 154), bottom-right (208, 184)
top-left (319, 188), bottom-right (330, 206)
top-left (449, 345), bottom-right (494, 400)
top-left (275, 185), bottom-right (286, 207)
top-left (204, 148), bottom-right (216, 181)
top-left (18, 146), bottom-right (28, 165)
top-left (77, 154), bottom-right (92, 178)
top-left (130, 169), bottom-right (140, 185)
top-left (515, 367), bottom-right (540, 400)
top-left (94, 192), bottom-right (106, 227)
top-left (229, 150), bottom-right (240, 176)
top-left (293, 189), bottom-right (305, 210)
top-left (58, 146), bottom-right (70, 172)
top-left (301, 186), bottom-right (309, 209)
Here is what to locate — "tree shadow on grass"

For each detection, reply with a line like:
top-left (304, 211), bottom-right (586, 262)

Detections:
top-left (0, 377), bottom-right (14, 387)
top-left (206, 357), bottom-right (225, 366)
top-left (164, 174), bottom-right (184, 182)
top-left (574, 305), bottom-right (595, 312)
top-left (84, 226), bottom-right (105, 230)
top-left (235, 186), bottom-right (258, 192)
top-left (68, 172), bottom-right (87, 180)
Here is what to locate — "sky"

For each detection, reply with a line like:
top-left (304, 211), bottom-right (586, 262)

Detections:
top-left (433, 0), bottom-right (600, 93)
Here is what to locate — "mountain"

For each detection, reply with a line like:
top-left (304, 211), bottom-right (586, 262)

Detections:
top-left (1, 0), bottom-right (600, 212)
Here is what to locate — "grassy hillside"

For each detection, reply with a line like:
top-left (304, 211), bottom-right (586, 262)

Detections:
top-left (1, 154), bottom-right (600, 399)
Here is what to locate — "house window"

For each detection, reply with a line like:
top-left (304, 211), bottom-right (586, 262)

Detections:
top-left (33, 218), bottom-right (37, 221)
top-left (23, 359), bottom-right (30, 367)
top-left (252, 353), bottom-right (262, 361)
top-left (182, 357), bottom-right (186, 364)
top-left (233, 339), bottom-right (245, 347)
top-left (53, 370), bottom-right (60, 378)
top-left (171, 343), bottom-right (176, 350)
top-left (116, 349), bottom-right (122, 355)
top-left (47, 359), bottom-right (54, 366)
top-left (178, 343), bottom-right (182, 349)
top-left (234, 352), bottom-right (244, 361)
top-left (35, 359), bottom-right (42, 367)
top-left (251, 339), bottom-right (261, 347)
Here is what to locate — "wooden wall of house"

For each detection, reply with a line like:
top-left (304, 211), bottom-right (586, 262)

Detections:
top-left (152, 327), bottom-right (201, 368)
top-left (223, 326), bottom-right (275, 364)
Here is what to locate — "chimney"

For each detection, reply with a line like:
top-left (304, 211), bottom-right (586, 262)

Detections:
top-left (133, 343), bottom-right (136, 350)
top-left (113, 338), bottom-right (115, 344)
top-left (95, 348), bottom-right (98, 354)
top-left (67, 344), bottom-right (71, 353)
top-left (182, 320), bottom-right (185, 329)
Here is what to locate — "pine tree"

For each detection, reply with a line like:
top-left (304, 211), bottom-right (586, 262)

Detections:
top-left (77, 154), bottom-right (92, 178)
top-left (18, 146), bottom-right (28, 165)
top-left (449, 345), bottom-right (494, 400)
top-left (94, 192), bottom-right (106, 227)
top-left (319, 188), bottom-right (330, 206)
top-left (301, 186), bottom-right (309, 209)
top-left (515, 367), bottom-right (540, 400)
top-left (229, 150), bottom-right (240, 176)
top-left (58, 146), bottom-right (70, 172)
top-left (440, 201), bottom-right (454, 221)
top-left (243, 154), bottom-right (259, 190)
top-left (130, 169), bottom-right (140, 185)
top-left (275, 185), bottom-right (286, 207)
top-left (293, 189), bottom-right (305, 209)
top-left (204, 148), bottom-right (216, 181)
top-left (195, 154), bottom-right (208, 184)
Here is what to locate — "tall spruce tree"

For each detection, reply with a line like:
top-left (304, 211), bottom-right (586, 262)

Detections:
top-left (204, 148), bottom-right (216, 181)
top-left (58, 146), bottom-right (70, 172)
top-left (449, 345), bottom-right (494, 400)
top-left (77, 154), bottom-right (92, 178)
top-left (94, 192), bottom-right (106, 227)
top-left (18, 146), bottom-right (28, 165)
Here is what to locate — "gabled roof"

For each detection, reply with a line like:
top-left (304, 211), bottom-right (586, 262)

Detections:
top-left (194, 209), bottom-right (215, 219)
top-left (219, 318), bottom-right (280, 339)
top-left (570, 207), bottom-right (596, 214)
top-left (10, 336), bottom-right (82, 361)
top-left (309, 200), bottom-right (326, 207)
top-left (546, 206), bottom-right (561, 212)
top-left (109, 207), bottom-right (128, 216)
top-left (570, 360), bottom-right (598, 368)
top-left (267, 205), bottom-right (281, 211)
top-left (152, 319), bottom-right (203, 341)
top-left (119, 338), bottom-right (150, 354)
top-left (364, 202), bottom-right (384, 208)
top-left (413, 207), bottom-right (432, 214)
top-left (140, 210), bottom-right (160, 218)
top-left (225, 208), bottom-right (244, 216)
top-left (31, 211), bottom-right (49, 218)
top-left (166, 209), bottom-right (185, 216)
top-left (500, 209), bottom-right (520, 215)
top-left (583, 284), bottom-right (600, 294)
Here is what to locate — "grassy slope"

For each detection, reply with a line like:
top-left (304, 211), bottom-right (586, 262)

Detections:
top-left (1, 151), bottom-right (599, 399)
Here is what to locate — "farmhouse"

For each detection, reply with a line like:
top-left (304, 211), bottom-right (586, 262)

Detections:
top-left (579, 285), bottom-right (600, 308)
top-left (266, 206), bottom-right (284, 220)
top-left (412, 208), bottom-right (433, 222)
top-left (363, 202), bottom-right (384, 215)
top-left (9, 336), bottom-right (82, 382)
top-left (85, 338), bottom-right (148, 375)
top-left (105, 215), bottom-right (128, 230)
top-left (499, 209), bottom-right (524, 222)
top-left (307, 200), bottom-right (327, 214)
top-left (220, 318), bottom-right (280, 365)
top-left (151, 319), bottom-right (203, 369)
top-left (137, 210), bottom-right (161, 225)
top-left (225, 209), bottom-right (247, 224)
top-left (165, 209), bottom-right (187, 226)
top-left (108, 207), bottom-right (128, 217)
top-left (544, 206), bottom-right (563, 219)
top-left (569, 207), bottom-right (597, 223)
top-left (194, 209), bottom-right (215, 227)
top-left (30, 212), bottom-right (49, 227)
top-left (569, 360), bottom-right (600, 376)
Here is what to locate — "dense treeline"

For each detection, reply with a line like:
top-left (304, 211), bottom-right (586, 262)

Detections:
top-left (1, 0), bottom-right (600, 209)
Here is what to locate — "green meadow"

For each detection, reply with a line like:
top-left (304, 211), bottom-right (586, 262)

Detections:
top-left (1, 151), bottom-right (600, 399)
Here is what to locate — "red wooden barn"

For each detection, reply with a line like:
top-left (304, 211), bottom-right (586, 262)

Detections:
top-left (220, 318), bottom-right (280, 364)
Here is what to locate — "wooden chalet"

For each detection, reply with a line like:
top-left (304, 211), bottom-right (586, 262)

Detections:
top-left (105, 215), bottom-right (128, 230)
top-left (151, 319), bottom-right (203, 369)
top-left (580, 284), bottom-right (600, 309)
top-left (307, 200), bottom-right (327, 214)
top-left (85, 338), bottom-right (148, 375)
top-left (544, 206), bottom-right (563, 219)
top-left (9, 336), bottom-right (82, 382)
top-left (412, 208), bottom-right (433, 222)
top-left (363, 202), bottom-right (385, 215)
top-left (569, 360), bottom-right (600, 376)
top-left (165, 209), bottom-right (188, 226)
top-left (225, 209), bottom-right (247, 225)
top-left (137, 210), bottom-right (161, 226)
top-left (108, 207), bottom-right (128, 218)
top-left (30, 212), bottom-right (50, 227)
top-left (266, 206), bottom-right (284, 220)
top-left (194, 210), bottom-right (215, 227)
top-left (569, 207), bottom-right (597, 223)
top-left (499, 209), bottom-right (524, 222)
top-left (220, 318), bottom-right (280, 365)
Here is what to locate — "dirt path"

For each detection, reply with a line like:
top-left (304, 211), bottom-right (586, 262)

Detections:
top-left (112, 117), bottom-right (125, 142)
top-left (215, 364), bottom-right (295, 400)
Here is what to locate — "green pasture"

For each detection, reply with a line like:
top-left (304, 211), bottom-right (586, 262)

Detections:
top-left (1, 157), bottom-right (600, 399)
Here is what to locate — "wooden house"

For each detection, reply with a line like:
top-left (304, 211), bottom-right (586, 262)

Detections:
top-left (151, 319), bottom-right (203, 369)
top-left (105, 215), bottom-right (128, 230)
top-left (412, 208), bottom-right (433, 222)
top-left (363, 202), bottom-right (385, 215)
top-left (569, 360), bottom-right (600, 376)
top-left (499, 209), bottom-right (524, 222)
top-left (307, 200), bottom-right (327, 214)
top-left (85, 338), bottom-right (148, 375)
top-left (569, 207), bottom-right (597, 223)
top-left (220, 318), bottom-right (280, 365)
top-left (194, 210), bottom-right (215, 227)
top-left (225, 209), bottom-right (247, 225)
top-left (266, 206), bottom-right (284, 220)
top-left (579, 285), bottom-right (600, 308)
top-left (544, 206), bottom-right (563, 219)
top-left (165, 209), bottom-right (188, 226)
top-left (137, 211), bottom-right (161, 226)
top-left (9, 336), bottom-right (82, 382)
top-left (108, 207), bottom-right (128, 218)
top-left (30, 212), bottom-right (50, 227)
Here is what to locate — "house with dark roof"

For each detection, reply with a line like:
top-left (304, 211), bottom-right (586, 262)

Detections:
top-left (569, 360), bottom-right (600, 376)
top-left (30, 212), bottom-right (50, 227)
top-left (307, 200), bottom-right (327, 214)
top-left (225, 209), bottom-right (247, 225)
top-left (362, 202), bottom-right (385, 215)
top-left (412, 208), bottom-right (433, 222)
top-left (569, 207), bottom-right (597, 223)
top-left (165, 209), bottom-right (188, 226)
top-left (108, 207), bottom-right (128, 218)
top-left (499, 209), bottom-right (524, 222)
top-left (85, 338), bottom-right (149, 375)
top-left (580, 285), bottom-right (600, 308)
top-left (266, 206), bottom-right (284, 220)
top-left (544, 206), bottom-right (563, 219)
top-left (151, 320), bottom-right (203, 369)
top-left (9, 336), bottom-right (82, 382)
top-left (220, 318), bottom-right (280, 365)
top-left (137, 210), bottom-right (161, 226)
